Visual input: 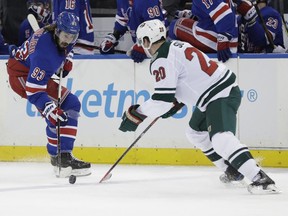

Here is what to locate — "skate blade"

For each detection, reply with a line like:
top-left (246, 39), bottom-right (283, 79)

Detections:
top-left (247, 184), bottom-right (281, 195)
top-left (70, 168), bottom-right (91, 177)
top-left (54, 166), bottom-right (73, 178)
top-left (222, 180), bottom-right (248, 188)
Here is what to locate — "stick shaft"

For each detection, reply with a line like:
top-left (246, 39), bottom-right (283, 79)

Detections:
top-left (76, 43), bottom-right (127, 54)
top-left (99, 117), bottom-right (160, 183)
top-left (57, 69), bottom-right (63, 175)
top-left (252, 1), bottom-right (275, 49)
top-left (27, 14), bottom-right (40, 31)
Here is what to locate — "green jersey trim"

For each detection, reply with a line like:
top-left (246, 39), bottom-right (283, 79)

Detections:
top-left (196, 70), bottom-right (236, 107)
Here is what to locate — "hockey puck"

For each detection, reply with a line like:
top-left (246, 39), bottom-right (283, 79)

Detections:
top-left (69, 175), bottom-right (77, 184)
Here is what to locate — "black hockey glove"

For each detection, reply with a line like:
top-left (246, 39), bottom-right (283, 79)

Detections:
top-left (161, 101), bottom-right (185, 119)
top-left (119, 105), bottom-right (147, 132)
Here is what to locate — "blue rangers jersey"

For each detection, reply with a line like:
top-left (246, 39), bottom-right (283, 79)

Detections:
top-left (191, 0), bottom-right (238, 38)
top-left (53, 0), bottom-right (94, 44)
top-left (14, 28), bottom-right (73, 110)
top-left (114, 0), bottom-right (167, 42)
top-left (238, 5), bottom-right (284, 53)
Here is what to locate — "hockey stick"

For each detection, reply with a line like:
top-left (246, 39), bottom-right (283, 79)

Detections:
top-left (99, 117), bottom-right (160, 183)
top-left (27, 14), bottom-right (40, 31)
top-left (56, 68), bottom-right (63, 176)
top-left (75, 43), bottom-right (127, 54)
top-left (251, 0), bottom-right (275, 49)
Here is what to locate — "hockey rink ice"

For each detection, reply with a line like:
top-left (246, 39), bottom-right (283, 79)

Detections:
top-left (0, 162), bottom-right (287, 216)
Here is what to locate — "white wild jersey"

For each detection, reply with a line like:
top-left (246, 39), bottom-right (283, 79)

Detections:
top-left (137, 40), bottom-right (238, 117)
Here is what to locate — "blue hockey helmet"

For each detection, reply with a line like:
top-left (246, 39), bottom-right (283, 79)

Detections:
top-left (55, 11), bottom-right (80, 49)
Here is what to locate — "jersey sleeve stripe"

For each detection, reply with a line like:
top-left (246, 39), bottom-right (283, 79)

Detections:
top-left (115, 14), bottom-right (128, 27)
top-left (210, 3), bottom-right (231, 24)
top-left (152, 93), bottom-right (175, 102)
top-left (25, 81), bottom-right (47, 96)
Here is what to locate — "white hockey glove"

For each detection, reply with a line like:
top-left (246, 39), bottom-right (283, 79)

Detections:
top-left (174, 10), bottom-right (193, 19)
top-left (42, 102), bottom-right (68, 126)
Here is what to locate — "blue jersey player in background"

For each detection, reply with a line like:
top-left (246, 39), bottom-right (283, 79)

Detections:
top-left (236, 0), bottom-right (285, 53)
top-left (18, 0), bottom-right (53, 46)
top-left (53, 0), bottom-right (95, 55)
top-left (100, 0), bottom-right (167, 63)
top-left (6, 11), bottom-right (91, 178)
top-left (168, 0), bottom-right (238, 63)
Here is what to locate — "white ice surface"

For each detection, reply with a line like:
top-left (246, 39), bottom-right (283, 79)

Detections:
top-left (0, 162), bottom-right (287, 216)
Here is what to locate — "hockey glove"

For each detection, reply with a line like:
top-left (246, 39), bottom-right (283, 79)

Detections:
top-left (161, 101), bottom-right (185, 119)
top-left (130, 44), bottom-right (146, 63)
top-left (217, 33), bottom-right (232, 62)
top-left (28, 5), bottom-right (52, 25)
top-left (62, 58), bottom-right (73, 78)
top-left (100, 33), bottom-right (119, 54)
top-left (236, 0), bottom-right (257, 26)
top-left (175, 9), bottom-right (193, 19)
top-left (119, 105), bottom-right (147, 132)
top-left (42, 102), bottom-right (68, 126)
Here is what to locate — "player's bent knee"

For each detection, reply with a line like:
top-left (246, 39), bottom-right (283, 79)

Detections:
top-left (186, 127), bottom-right (211, 150)
top-left (211, 132), bottom-right (245, 159)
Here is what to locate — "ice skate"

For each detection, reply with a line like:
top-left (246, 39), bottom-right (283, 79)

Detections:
top-left (219, 164), bottom-right (246, 187)
top-left (247, 170), bottom-right (281, 194)
top-left (51, 152), bottom-right (91, 178)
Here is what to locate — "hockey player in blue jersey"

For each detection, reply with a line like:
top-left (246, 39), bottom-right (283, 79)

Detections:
top-left (100, 0), bottom-right (167, 63)
top-left (53, 0), bottom-right (95, 55)
top-left (168, 0), bottom-right (238, 63)
top-left (6, 11), bottom-right (91, 177)
top-left (18, 0), bottom-right (52, 46)
top-left (236, 0), bottom-right (285, 53)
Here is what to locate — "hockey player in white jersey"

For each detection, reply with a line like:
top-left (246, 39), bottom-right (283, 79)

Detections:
top-left (119, 19), bottom-right (280, 194)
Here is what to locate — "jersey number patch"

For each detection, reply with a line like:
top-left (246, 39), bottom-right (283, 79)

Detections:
top-left (184, 47), bottom-right (218, 76)
top-left (153, 66), bottom-right (166, 82)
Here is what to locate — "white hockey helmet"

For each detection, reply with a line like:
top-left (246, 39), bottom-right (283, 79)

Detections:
top-left (136, 19), bottom-right (166, 50)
